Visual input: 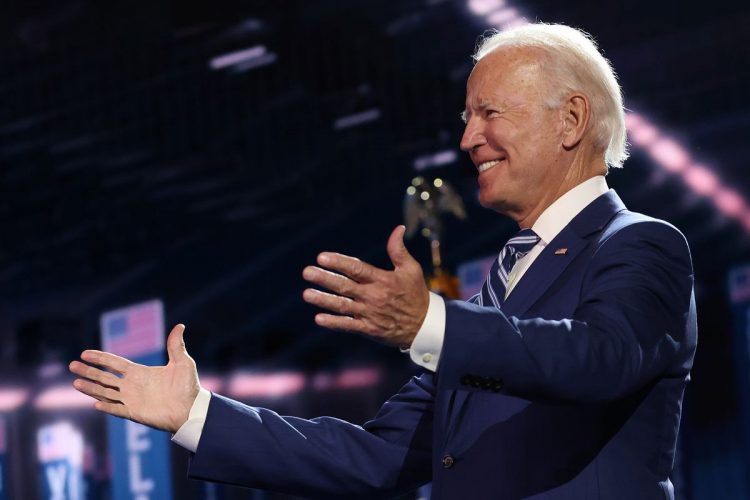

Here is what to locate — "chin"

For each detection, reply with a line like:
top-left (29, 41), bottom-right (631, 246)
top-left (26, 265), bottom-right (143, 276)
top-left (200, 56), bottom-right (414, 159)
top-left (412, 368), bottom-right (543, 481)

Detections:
top-left (478, 194), bottom-right (509, 216)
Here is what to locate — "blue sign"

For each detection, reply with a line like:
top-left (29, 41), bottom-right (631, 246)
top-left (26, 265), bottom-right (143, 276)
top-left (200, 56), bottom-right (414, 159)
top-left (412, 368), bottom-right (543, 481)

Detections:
top-left (37, 421), bottom-right (84, 500)
top-left (457, 255), bottom-right (495, 300)
top-left (100, 300), bottom-right (173, 500)
top-left (106, 410), bottom-right (173, 500)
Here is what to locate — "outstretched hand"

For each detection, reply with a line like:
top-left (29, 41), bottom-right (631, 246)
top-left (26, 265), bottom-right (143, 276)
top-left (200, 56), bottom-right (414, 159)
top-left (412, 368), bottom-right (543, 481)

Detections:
top-left (302, 225), bottom-right (430, 347)
top-left (69, 324), bottom-right (201, 433)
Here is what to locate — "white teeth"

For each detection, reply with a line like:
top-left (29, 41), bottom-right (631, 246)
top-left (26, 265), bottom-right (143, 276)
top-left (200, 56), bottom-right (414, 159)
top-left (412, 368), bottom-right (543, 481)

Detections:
top-left (477, 159), bottom-right (502, 172)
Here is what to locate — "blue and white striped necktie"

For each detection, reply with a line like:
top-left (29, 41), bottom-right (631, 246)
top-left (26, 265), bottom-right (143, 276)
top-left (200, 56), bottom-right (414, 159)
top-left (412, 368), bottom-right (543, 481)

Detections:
top-left (477, 228), bottom-right (541, 308)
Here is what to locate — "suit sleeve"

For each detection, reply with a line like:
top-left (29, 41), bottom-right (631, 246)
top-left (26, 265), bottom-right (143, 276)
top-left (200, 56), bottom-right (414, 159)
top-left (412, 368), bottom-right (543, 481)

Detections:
top-left (187, 372), bottom-right (434, 499)
top-left (437, 220), bottom-right (697, 402)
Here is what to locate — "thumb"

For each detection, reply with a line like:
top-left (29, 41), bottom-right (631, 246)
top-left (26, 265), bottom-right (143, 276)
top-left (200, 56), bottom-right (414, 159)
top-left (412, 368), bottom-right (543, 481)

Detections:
top-left (166, 324), bottom-right (188, 362)
top-left (387, 225), bottom-right (415, 269)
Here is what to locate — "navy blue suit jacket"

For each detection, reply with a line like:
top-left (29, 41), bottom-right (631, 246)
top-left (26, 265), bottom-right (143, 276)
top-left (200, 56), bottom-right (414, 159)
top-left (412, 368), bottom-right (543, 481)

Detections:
top-left (188, 190), bottom-right (697, 499)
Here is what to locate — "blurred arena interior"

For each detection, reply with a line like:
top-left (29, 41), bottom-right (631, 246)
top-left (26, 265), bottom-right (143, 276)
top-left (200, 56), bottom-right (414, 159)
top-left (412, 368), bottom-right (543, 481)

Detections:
top-left (0, 0), bottom-right (749, 498)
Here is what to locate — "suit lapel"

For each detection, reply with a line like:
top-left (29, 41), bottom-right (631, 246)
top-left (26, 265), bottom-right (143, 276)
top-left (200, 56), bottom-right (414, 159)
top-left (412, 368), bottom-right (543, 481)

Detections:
top-left (503, 189), bottom-right (626, 317)
top-left (501, 229), bottom-right (587, 317)
top-left (444, 190), bottom-right (627, 433)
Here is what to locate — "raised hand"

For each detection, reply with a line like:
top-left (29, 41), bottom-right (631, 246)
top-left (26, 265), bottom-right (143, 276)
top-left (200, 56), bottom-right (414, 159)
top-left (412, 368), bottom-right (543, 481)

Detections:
top-left (302, 225), bottom-right (430, 347)
top-left (69, 324), bottom-right (201, 433)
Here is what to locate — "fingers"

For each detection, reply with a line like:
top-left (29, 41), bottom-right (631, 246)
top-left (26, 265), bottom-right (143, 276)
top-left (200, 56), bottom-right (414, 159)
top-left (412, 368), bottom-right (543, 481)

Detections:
top-left (303, 266), bottom-right (360, 298)
top-left (304, 230), bottom-right (421, 341)
top-left (386, 225), bottom-right (413, 268)
top-left (303, 289), bottom-right (364, 316)
top-left (94, 401), bottom-right (130, 420)
top-left (314, 313), bottom-right (370, 334)
top-left (73, 378), bottom-right (122, 404)
top-left (79, 350), bottom-right (132, 375)
top-left (315, 252), bottom-right (379, 284)
top-left (69, 361), bottom-right (121, 388)
top-left (166, 324), bottom-right (187, 362)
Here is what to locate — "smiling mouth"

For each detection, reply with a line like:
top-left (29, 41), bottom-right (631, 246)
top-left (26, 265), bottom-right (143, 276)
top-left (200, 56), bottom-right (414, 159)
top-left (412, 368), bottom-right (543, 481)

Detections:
top-left (477, 159), bottom-right (505, 173)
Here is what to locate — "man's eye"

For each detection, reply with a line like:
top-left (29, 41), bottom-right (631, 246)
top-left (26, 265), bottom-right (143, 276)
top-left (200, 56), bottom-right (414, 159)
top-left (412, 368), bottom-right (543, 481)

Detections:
top-left (486, 109), bottom-right (500, 118)
top-left (459, 111), bottom-right (468, 124)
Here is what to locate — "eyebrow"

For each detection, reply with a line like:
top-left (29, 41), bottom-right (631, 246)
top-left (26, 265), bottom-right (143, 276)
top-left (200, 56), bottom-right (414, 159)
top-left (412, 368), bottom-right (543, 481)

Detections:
top-left (460, 100), bottom-right (496, 123)
top-left (476, 99), bottom-right (492, 109)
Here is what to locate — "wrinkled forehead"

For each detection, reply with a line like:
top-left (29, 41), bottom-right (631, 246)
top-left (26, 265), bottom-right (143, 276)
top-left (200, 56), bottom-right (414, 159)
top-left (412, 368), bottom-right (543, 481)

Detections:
top-left (468, 46), bottom-right (545, 87)
top-left (465, 47), bottom-right (547, 103)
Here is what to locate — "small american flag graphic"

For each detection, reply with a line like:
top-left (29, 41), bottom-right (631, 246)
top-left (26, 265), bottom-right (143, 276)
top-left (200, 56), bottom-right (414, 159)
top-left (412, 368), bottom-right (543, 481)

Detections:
top-left (38, 424), bottom-right (67, 463)
top-left (37, 421), bottom-right (82, 466)
top-left (100, 300), bottom-right (165, 358)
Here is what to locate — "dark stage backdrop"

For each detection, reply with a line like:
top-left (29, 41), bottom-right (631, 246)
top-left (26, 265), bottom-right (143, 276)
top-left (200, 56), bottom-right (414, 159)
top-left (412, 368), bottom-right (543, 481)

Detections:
top-left (0, 1), bottom-right (749, 499)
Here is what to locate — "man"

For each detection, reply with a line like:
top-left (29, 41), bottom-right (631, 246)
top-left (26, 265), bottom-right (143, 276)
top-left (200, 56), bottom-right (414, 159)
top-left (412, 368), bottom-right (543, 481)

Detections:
top-left (70, 23), bottom-right (697, 499)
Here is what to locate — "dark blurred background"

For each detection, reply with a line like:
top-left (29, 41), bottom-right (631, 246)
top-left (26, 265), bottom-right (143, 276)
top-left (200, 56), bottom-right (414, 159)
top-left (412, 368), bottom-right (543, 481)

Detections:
top-left (1, 0), bottom-right (749, 499)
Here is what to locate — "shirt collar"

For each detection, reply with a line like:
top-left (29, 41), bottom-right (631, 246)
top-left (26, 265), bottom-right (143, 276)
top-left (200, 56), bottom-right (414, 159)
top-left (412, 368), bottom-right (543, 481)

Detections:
top-left (532, 176), bottom-right (609, 244)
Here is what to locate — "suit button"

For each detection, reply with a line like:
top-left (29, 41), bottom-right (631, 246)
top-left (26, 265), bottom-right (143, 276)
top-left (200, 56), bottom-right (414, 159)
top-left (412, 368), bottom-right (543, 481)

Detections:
top-left (491, 379), bottom-right (504, 392)
top-left (482, 379), bottom-right (494, 390)
top-left (442, 454), bottom-right (455, 469)
top-left (470, 377), bottom-right (482, 388)
top-left (460, 374), bottom-right (471, 386)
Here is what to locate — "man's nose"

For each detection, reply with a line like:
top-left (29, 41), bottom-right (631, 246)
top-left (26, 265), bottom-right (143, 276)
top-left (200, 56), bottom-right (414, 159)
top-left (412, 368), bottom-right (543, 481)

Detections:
top-left (460, 120), bottom-right (486, 152)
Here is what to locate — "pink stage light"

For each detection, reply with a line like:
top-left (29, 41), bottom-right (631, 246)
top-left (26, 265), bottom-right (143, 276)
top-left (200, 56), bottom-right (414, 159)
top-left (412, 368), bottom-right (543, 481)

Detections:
top-left (414, 149), bottom-right (458, 170)
top-left (714, 188), bottom-right (747, 218)
top-left (35, 385), bottom-right (95, 410)
top-left (311, 368), bottom-right (382, 391)
top-left (199, 373), bottom-right (224, 393)
top-left (0, 387), bottom-right (29, 411)
top-left (334, 368), bottom-right (382, 389)
top-left (465, 0), bottom-right (526, 35)
top-left (502, 17), bottom-right (529, 28)
top-left (624, 112), bottom-right (643, 128)
top-left (683, 164), bottom-right (720, 197)
top-left (227, 372), bottom-right (306, 399)
top-left (468, 0), bottom-right (506, 16)
top-left (648, 138), bottom-right (690, 173)
top-left (628, 112), bottom-right (750, 232)
top-left (627, 122), bottom-right (659, 147)
top-left (486, 8), bottom-right (518, 25)
top-left (209, 45), bottom-right (267, 70)
top-left (333, 108), bottom-right (381, 130)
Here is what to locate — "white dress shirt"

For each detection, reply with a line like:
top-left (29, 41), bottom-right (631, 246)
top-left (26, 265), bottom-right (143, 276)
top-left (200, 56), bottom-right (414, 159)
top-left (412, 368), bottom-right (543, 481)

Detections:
top-left (172, 176), bottom-right (610, 452)
top-left (408, 176), bottom-right (609, 371)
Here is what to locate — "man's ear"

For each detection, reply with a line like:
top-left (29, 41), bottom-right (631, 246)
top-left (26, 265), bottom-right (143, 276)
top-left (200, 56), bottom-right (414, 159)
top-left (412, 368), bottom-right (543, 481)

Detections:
top-left (561, 94), bottom-right (591, 150)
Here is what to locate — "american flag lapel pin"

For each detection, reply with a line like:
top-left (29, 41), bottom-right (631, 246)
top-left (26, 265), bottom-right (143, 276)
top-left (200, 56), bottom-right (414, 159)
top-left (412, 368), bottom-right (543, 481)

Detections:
top-left (554, 248), bottom-right (568, 255)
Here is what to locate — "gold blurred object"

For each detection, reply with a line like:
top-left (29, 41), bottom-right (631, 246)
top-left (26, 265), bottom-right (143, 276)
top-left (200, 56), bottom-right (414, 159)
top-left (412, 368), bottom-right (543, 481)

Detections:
top-left (427, 267), bottom-right (461, 299)
top-left (403, 176), bottom-right (466, 299)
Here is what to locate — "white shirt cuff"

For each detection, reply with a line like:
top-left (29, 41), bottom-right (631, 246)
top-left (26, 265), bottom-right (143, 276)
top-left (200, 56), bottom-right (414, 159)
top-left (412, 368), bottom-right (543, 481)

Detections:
top-left (408, 292), bottom-right (446, 372)
top-left (171, 387), bottom-right (211, 453)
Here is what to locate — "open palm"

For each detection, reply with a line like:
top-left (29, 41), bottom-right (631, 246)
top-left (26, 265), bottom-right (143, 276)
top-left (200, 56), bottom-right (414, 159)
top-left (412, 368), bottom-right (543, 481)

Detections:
top-left (69, 324), bottom-right (201, 433)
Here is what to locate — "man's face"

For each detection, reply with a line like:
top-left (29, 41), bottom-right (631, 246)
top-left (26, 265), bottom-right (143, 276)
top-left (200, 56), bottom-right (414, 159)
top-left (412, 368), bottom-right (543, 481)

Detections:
top-left (460, 48), bottom-right (568, 223)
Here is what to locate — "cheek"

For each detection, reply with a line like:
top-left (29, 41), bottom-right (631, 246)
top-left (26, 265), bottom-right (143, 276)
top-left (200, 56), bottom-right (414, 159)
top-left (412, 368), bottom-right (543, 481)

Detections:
top-left (521, 125), bottom-right (563, 164)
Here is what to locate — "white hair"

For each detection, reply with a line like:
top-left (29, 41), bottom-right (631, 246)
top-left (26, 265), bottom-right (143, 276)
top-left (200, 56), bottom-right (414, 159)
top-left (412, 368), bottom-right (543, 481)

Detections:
top-left (474, 23), bottom-right (629, 169)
